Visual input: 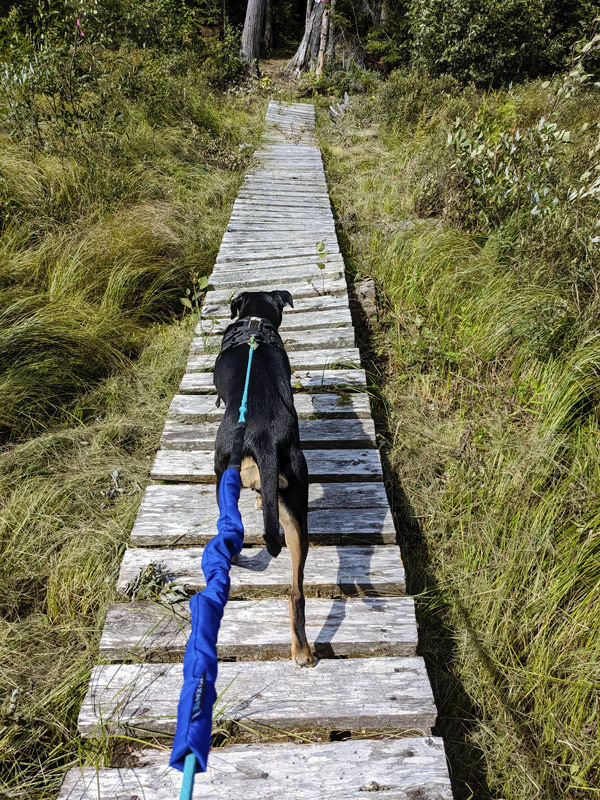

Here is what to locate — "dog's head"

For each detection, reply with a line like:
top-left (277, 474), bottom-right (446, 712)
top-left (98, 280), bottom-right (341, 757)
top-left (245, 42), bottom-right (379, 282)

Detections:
top-left (230, 290), bottom-right (294, 328)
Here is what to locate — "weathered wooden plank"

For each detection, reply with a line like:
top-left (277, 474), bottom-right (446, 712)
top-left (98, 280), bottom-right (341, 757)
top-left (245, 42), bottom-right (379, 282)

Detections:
top-left (203, 283), bottom-right (347, 309)
top-left (59, 738), bottom-right (452, 800)
top-left (234, 187), bottom-right (328, 196)
top-left (264, 121), bottom-right (315, 128)
top-left (228, 215), bottom-right (331, 225)
top-left (214, 248), bottom-right (340, 263)
top-left (227, 222), bottom-right (334, 232)
top-left (233, 198), bottom-right (331, 209)
top-left (202, 292), bottom-right (345, 318)
top-left (186, 348), bottom-right (361, 373)
top-left (192, 328), bottom-right (355, 354)
top-left (150, 448), bottom-right (383, 483)
top-left (235, 192), bottom-right (330, 203)
top-left (196, 308), bottom-right (352, 332)
top-left (216, 244), bottom-right (339, 259)
top-left (255, 147), bottom-right (321, 153)
top-left (209, 266), bottom-right (344, 291)
top-left (179, 369), bottom-right (366, 394)
top-left (250, 157), bottom-right (323, 163)
top-left (215, 246), bottom-right (341, 263)
top-left (211, 255), bottom-right (344, 275)
top-left (130, 482), bottom-right (394, 546)
top-left (251, 160), bottom-right (323, 166)
top-left (133, 478), bottom-right (388, 525)
top-left (209, 261), bottom-right (344, 282)
top-left (231, 206), bottom-right (331, 217)
top-left (77, 656), bottom-right (435, 738)
top-left (242, 175), bottom-right (327, 183)
top-left (240, 169), bottom-right (324, 176)
top-left (264, 124), bottom-right (315, 132)
top-left (220, 231), bottom-right (337, 244)
top-left (234, 194), bottom-right (329, 205)
top-left (264, 120), bottom-right (315, 128)
top-left (266, 108), bottom-right (315, 119)
top-left (117, 544), bottom-right (404, 598)
top-left (130, 482), bottom-right (390, 545)
top-left (249, 166), bottom-right (324, 172)
top-left (100, 597), bottom-right (416, 661)
top-left (167, 393), bottom-right (370, 424)
top-left (160, 418), bottom-right (376, 451)
top-left (217, 237), bottom-right (338, 250)
top-left (208, 279), bottom-right (347, 302)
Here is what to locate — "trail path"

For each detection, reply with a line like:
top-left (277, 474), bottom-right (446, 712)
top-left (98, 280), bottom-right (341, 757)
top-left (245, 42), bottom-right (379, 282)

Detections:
top-left (58, 102), bottom-right (453, 799)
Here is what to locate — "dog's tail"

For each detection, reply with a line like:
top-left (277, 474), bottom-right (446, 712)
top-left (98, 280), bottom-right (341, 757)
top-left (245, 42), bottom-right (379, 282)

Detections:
top-left (255, 446), bottom-right (283, 558)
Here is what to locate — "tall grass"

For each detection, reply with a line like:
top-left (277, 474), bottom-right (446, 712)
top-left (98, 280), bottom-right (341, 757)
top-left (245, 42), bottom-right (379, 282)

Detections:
top-left (0, 40), bottom-right (265, 797)
top-left (318, 70), bottom-right (600, 799)
top-left (0, 321), bottom-right (193, 797)
top-left (0, 50), bottom-right (264, 441)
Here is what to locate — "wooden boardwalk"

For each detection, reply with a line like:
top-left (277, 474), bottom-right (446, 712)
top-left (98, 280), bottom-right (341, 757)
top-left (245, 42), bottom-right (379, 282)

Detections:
top-left (58, 102), bottom-right (453, 799)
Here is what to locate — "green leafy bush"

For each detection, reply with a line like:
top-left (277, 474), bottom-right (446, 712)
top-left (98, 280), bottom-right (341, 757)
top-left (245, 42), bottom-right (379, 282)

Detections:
top-left (409, 0), bottom-right (600, 84)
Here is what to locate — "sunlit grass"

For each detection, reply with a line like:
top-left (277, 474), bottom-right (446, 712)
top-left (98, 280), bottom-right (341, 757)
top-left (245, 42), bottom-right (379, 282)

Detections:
top-left (318, 77), bottom-right (600, 800)
top-left (0, 50), bottom-right (265, 797)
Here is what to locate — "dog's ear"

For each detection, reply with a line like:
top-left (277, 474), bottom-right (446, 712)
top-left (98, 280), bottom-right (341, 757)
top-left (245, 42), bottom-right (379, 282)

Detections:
top-left (230, 292), bottom-right (247, 319)
top-left (272, 290), bottom-right (294, 310)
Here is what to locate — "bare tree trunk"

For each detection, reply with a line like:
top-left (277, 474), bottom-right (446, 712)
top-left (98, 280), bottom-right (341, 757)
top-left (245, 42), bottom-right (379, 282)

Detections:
top-left (262, 0), bottom-right (273, 53)
top-left (240, 0), bottom-right (267, 71)
top-left (326, 0), bottom-right (335, 62)
top-left (284, 0), bottom-right (327, 76)
top-left (315, 8), bottom-right (330, 77)
top-left (380, 0), bottom-right (387, 24)
top-left (306, 0), bottom-right (313, 26)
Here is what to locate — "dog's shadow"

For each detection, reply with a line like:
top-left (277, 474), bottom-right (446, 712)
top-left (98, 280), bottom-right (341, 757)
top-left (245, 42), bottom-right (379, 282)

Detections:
top-left (313, 543), bottom-right (378, 660)
top-left (232, 548), bottom-right (273, 572)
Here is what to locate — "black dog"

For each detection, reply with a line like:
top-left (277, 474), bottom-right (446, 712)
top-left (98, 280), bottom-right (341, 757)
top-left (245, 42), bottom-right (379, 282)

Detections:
top-left (213, 290), bottom-right (315, 667)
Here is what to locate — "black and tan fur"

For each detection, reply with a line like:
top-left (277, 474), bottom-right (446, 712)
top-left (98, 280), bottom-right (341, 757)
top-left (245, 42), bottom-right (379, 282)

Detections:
top-left (213, 290), bottom-right (315, 667)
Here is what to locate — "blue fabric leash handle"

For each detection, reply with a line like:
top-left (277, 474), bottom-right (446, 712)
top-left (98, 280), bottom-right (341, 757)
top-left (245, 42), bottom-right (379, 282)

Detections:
top-left (171, 337), bottom-right (257, 799)
top-left (170, 469), bottom-right (244, 785)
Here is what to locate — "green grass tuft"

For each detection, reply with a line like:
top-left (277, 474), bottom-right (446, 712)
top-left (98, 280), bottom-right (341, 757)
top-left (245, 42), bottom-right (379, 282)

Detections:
top-left (318, 71), bottom-right (600, 800)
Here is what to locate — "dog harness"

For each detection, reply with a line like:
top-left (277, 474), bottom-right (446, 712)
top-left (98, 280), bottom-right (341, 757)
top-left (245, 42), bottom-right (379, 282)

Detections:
top-left (214, 316), bottom-right (285, 412)
top-left (217, 316), bottom-right (285, 355)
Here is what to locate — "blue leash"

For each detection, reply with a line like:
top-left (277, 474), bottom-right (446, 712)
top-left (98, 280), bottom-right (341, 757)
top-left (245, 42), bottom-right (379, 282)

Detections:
top-left (238, 335), bottom-right (258, 424)
top-left (179, 752), bottom-right (196, 800)
top-left (178, 335), bottom-right (258, 800)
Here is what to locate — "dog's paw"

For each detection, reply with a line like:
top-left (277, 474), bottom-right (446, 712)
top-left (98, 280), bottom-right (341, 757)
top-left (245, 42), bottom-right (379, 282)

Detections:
top-left (264, 534), bottom-right (282, 557)
top-left (254, 494), bottom-right (262, 510)
top-left (292, 646), bottom-right (316, 668)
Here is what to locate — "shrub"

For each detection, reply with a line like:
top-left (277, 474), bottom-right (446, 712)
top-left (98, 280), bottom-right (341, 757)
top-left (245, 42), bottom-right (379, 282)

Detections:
top-left (409, 0), bottom-right (600, 84)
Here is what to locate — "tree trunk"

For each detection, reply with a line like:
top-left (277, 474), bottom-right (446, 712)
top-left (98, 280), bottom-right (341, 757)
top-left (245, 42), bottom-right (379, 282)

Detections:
top-left (380, 0), bottom-right (387, 24)
top-left (284, 1), bottom-right (327, 76)
top-left (315, 8), bottom-right (330, 77)
top-left (305, 0), bottom-right (313, 26)
top-left (240, 0), bottom-right (267, 71)
top-left (262, 0), bottom-right (273, 53)
top-left (326, 0), bottom-right (335, 62)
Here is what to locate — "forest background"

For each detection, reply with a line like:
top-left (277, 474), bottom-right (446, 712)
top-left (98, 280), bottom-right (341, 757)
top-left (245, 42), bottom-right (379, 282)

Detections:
top-left (1, 1), bottom-right (599, 799)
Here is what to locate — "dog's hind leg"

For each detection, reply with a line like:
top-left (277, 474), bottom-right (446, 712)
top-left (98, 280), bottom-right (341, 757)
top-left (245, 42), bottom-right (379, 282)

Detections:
top-left (251, 446), bottom-right (283, 558)
top-left (279, 497), bottom-right (314, 667)
top-left (279, 444), bottom-right (314, 667)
